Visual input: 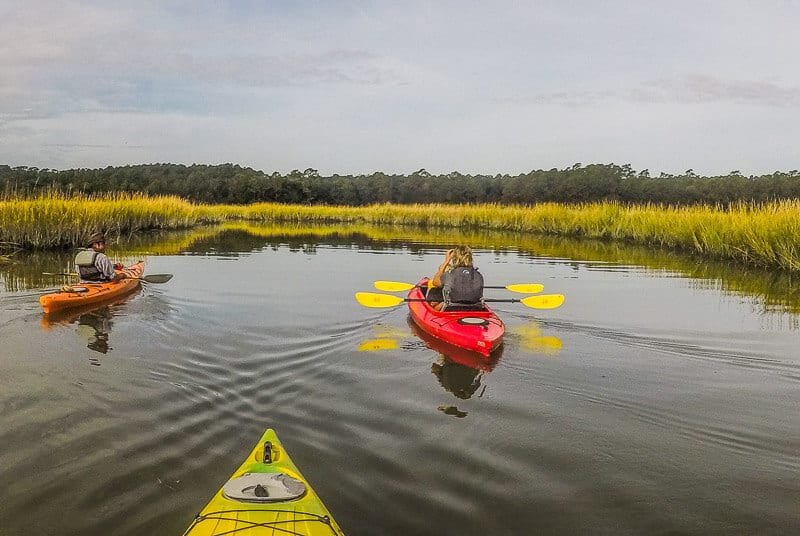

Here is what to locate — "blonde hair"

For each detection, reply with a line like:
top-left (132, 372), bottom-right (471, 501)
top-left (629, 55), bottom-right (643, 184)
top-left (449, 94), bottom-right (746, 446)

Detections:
top-left (449, 245), bottom-right (473, 268)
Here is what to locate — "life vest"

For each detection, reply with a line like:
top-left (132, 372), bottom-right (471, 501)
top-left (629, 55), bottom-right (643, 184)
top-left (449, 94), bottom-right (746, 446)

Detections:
top-left (443, 266), bottom-right (484, 306)
top-left (74, 249), bottom-right (103, 281)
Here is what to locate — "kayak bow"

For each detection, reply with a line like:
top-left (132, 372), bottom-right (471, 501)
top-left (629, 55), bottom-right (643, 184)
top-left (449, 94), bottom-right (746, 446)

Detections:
top-left (183, 428), bottom-right (344, 536)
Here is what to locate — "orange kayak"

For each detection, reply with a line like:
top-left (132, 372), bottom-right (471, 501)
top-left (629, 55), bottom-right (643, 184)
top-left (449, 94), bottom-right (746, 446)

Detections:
top-left (39, 262), bottom-right (144, 314)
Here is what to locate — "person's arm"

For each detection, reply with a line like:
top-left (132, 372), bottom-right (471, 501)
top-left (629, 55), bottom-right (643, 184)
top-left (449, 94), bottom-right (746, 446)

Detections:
top-left (94, 253), bottom-right (123, 281)
top-left (432, 250), bottom-right (452, 287)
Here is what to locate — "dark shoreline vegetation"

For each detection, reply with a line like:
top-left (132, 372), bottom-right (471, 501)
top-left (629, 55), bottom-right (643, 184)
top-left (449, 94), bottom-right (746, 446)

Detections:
top-left (4, 162), bottom-right (800, 205)
top-left (2, 162), bottom-right (800, 274)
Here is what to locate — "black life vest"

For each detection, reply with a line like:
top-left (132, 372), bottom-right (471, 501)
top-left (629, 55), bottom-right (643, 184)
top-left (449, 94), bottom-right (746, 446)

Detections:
top-left (443, 266), bottom-right (484, 305)
top-left (75, 249), bottom-right (103, 281)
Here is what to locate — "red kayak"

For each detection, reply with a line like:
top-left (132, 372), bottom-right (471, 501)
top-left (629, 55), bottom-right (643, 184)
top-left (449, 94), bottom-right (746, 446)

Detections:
top-left (406, 278), bottom-right (505, 357)
top-left (407, 315), bottom-right (503, 371)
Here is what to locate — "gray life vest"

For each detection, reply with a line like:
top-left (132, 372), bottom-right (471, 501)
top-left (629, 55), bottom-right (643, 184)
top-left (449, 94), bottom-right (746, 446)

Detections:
top-left (75, 249), bottom-right (103, 281)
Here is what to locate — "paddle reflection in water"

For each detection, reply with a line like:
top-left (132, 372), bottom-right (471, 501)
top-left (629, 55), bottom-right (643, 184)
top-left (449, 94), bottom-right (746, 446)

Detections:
top-left (508, 320), bottom-right (563, 356)
top-left (356, 323), bottom-right (410, 351)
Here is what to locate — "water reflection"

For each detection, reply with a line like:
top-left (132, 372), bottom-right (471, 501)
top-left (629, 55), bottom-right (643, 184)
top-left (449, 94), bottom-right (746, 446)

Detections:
top-left (2, 224), bottom-right (799, 535)
top-left (40, 291), bottom-right (140, 363)
top-left (357, 338), bottom-right (399, 351)
top-left (406, 315), bottom-right (504, 418)
top-left (431, 355), bottom-right (489, 401)
top-left (43, 305), bottom-right (114, 360)
top-left (509, 320), bottom-right (563, 356)
top-left (356, 324), bottom-right (410, 351)
top-left (76, 307), bottom-right (113, 356)
top-left (5, 221), bottom-right (800, 316)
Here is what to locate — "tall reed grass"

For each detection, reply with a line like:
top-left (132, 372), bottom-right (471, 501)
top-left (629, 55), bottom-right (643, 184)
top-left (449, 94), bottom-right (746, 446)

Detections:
top-left (237, 201), bottom-right (800, 270)
top-left (2, 192), bottom-right (800, 271)
top-left (0, 192), bottom-right (219, 249)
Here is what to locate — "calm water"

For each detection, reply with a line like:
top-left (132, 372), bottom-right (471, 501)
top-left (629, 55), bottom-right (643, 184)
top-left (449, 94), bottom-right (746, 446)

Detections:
top-left (0, 228), bottom-right (798, 535)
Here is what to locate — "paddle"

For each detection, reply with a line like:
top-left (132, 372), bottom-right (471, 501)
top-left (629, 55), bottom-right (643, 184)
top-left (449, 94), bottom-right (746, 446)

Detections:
top-left (355, 292), bottom-right (565, 309)
top-left (132, 274), bottom-right (173, 283)
top-left (42, 272), bottom-right (173, 284)
top-left (374, 280), bottom-right (545, 294)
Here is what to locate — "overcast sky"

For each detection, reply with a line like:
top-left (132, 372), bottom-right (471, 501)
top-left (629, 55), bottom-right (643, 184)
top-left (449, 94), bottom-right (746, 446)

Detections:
top-left (2, 1), bottom-right (799, 176)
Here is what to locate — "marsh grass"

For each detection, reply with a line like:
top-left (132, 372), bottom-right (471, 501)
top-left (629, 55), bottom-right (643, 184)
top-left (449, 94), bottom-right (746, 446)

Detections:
top-left (237, 201), bottom-right (800, 270)
top-left (0, 192), bottom-right (216, 249)
top-left (2, 192), bottom-right (800, 271)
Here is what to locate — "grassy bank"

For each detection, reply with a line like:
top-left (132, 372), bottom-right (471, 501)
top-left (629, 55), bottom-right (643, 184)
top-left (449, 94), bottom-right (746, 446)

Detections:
top-left (237, 201), bottom-right (800, 271)
top-left (2, 193), bottom-right (800, 271)
top-left (0, 192), bottom-right (219, 249)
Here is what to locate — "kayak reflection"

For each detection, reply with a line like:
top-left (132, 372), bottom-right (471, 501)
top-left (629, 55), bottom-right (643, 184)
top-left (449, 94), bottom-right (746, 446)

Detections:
top-left (41, 289), bottom-right (139, 358)
top-left (76, 307), bottom-right (113, 355)
top-left (431, 355), bottom-right (487, 400)
top-left (407, 315), bottom-right (503, 402)
top-left (42, 305), bottom-right (115, 357)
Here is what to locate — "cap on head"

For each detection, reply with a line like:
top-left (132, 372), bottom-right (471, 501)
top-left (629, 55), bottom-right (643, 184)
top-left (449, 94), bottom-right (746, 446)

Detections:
top-left (87, 232), bottom-right (106, 247)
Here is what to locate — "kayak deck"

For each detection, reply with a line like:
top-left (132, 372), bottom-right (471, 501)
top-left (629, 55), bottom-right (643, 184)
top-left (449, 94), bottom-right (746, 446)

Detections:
top-left (184, 428), bottom-right (344, 536)
top-left (406, 315), bottom-right (503, 371)
top-left (407, 278), bottom-right (504, 356)
top-left (39, 263), bottom-right (144, 314)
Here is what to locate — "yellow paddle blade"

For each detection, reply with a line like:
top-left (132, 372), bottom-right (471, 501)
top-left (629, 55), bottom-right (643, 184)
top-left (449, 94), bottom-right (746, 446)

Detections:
top-left (374, 280), bottom-right (416, 292)
top-left (520, 294), bottom-right (565, 309)
top-left (504, 283), bottom-right (544, 294)
top-left (357, 339), bottom-right (400, 351)
top-left (355, 292), bottom-right (405, 308)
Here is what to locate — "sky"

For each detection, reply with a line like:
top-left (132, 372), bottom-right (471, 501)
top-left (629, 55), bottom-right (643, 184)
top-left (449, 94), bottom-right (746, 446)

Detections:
top-left (2, 0), bottom-right (799, 177)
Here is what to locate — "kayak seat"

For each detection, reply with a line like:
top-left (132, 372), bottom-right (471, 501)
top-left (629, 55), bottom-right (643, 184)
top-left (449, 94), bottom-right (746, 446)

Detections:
top-left (60, 285), bottom-right (88, 293)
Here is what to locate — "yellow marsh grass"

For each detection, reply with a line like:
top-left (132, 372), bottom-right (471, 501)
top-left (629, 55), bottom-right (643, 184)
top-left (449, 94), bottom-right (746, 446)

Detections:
top-left (0, 193), bottom-right (217, 248)
top-left (237, 201), bottom-right (800, 270)
top-left (3, 194), bottom-right (800, 271)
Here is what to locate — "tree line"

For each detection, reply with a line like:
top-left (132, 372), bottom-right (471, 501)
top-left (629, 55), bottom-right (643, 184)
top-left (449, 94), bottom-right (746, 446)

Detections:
top-left (3, 163), bottom-right (800, 206)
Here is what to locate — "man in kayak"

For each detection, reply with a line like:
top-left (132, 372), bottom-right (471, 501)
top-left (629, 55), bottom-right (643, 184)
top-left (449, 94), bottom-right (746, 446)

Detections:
top-left (429, 245), bottom-right (484, 311)
top-left (75, 232), bottom-right (143, 283)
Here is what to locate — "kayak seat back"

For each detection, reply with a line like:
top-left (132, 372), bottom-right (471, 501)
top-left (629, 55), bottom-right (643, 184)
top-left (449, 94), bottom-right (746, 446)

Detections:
top-left (442, 302), bottom-right (485, 312)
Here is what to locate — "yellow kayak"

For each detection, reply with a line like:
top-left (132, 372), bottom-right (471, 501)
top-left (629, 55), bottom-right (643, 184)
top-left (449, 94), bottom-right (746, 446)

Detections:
top-left (183, 428), bottom-right (344, 535)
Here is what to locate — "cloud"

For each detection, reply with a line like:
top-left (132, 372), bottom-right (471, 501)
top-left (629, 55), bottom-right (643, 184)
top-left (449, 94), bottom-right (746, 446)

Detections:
top-left (0, 2), bottom-right (409, 121)
top-left (43, 143), bottom-right (145, 149)
top-left (646, 75), bottom-right (800, 107)
top-left (503, 75), bottom-right (800, 108)
top-left (3, 1), bottom-right (800, 175)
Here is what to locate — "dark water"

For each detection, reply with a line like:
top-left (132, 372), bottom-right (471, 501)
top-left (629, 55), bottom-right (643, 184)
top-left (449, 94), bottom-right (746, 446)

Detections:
top-left (1, 227), bottom-right (799, 535)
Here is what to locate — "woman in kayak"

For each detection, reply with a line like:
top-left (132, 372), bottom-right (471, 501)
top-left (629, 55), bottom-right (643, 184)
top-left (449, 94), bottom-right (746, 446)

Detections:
top-left (75, 232), bottom-right (143, 283)
top-left (428, 245), bottom-right (484, 311)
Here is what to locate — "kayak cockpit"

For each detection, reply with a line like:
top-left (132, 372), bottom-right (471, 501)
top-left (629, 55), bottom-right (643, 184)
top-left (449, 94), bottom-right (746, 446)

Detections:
top-left (222, 472), bottom-right (307, 503)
